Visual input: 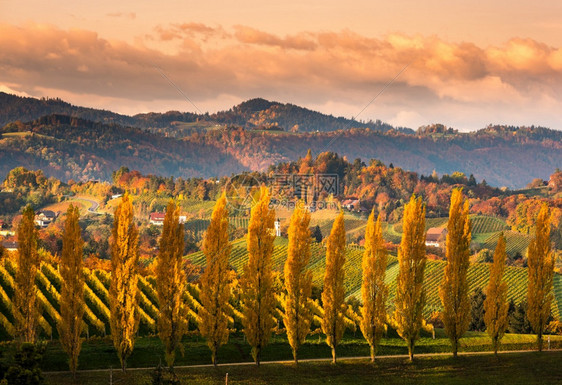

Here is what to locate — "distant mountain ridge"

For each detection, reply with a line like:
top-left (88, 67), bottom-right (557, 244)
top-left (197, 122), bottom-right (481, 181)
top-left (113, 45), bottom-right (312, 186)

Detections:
top-left (1, 92), bottom-right (561, 188)
top-left (0, 92), bottom-right (405, 134)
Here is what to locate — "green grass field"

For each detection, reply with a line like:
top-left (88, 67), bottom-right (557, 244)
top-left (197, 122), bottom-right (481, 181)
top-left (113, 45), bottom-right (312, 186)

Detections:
top-left (29, 333), bottom-right (562, 384)
top-left (5, 330), bottom-right (561, 371)
top-left (43, 351), bottom-right (562, 385)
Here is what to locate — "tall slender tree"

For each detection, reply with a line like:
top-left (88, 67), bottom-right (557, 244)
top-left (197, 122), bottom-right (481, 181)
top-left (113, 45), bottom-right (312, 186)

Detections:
top-left (241, 186), bottom-right (276, 366)
top-left (484, 233), bottom-right (509, 356)
top-left (58, 205), bottom-right (85, 376)
top-left (156, 200), bottom-right (187, 369)
top-left (199, 193), bottom-right (232, 366)
top-left (394, 195), bottom-right (426, 361)
top-left (360, 210), bottom-right (388, 362)
top-left (14, 205), bottom-right (40, 343)
top-left (321, 211), bottom-right (346, 364)
top-left (109, 193), bottom-right (140, 371)
top-left (440, 188), bottom-right (472, 357)
top-left (283, 201), bottom-right (313, 364)
top-left (527, 203), bottom-right (554, 352)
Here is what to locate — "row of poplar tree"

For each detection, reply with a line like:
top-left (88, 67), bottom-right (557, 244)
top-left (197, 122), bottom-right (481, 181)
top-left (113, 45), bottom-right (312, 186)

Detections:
top-left (11, 187), bottom-right (555, 376)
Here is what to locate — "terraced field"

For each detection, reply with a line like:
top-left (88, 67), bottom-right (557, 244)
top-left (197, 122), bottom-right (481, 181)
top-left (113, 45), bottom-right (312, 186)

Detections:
top-left (1, 245), bottom-right (559, 343)
top-left (188, 241), bottom-right (561, 320)
top-left (0, 255), bottom-right (368, 341)
top-left (481, 231), bottom-right (531, 257)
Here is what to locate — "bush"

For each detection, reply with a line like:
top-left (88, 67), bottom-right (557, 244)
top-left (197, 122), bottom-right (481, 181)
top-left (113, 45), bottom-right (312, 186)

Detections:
top-left (151, 362), bottom-right (180, 385)
top-left (3, 343), bottom-right (46, 385)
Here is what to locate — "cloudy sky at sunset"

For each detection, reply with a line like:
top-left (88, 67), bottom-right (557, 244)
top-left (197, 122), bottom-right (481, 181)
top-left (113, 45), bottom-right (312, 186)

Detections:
top-left (1, 1), bottom-right (562, 131)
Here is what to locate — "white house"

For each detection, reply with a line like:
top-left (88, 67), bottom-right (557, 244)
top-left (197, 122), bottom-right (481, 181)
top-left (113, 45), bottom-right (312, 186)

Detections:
top-left (34, 210), bottom-right (58, 228)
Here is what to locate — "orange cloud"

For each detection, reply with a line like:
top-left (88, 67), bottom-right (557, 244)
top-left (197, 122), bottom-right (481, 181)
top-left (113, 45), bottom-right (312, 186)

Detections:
top-left (1, 22), bottom-right (561, 130)
top-left (233, 26), bottom-right (317, 50)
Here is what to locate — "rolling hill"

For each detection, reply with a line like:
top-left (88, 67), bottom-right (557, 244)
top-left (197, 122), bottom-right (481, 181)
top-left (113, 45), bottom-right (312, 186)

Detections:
top-left (1, 92), bottom-right (561, 188)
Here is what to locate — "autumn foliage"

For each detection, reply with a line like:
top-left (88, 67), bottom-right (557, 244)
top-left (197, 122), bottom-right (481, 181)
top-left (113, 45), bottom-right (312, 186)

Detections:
top-left (394, 195), bottom-right (426, 361)
top-left (14, 205), bottom-right (40, 343)
top-left (440, 188), bottom-right (472, 357)
top-left (360, 210), bottom-right (388, 362)
top-left (283, 201), bottom-right (313, 364)
top-left (526, 203), bottom-right (555, 352)
top-left (57, 205), bottom-right (85, 375)
top-left (321, 211), bottom-right (347, 364)
top-left (156, 200), bottom-right (187, 368)
top-left (109, 193), bottom-right (140, 371)
top-left (199, 193), bottom-right (232, 366)
top-left (484, 233), bottom-right (509, 355)
top-left (241, 187), bottom-right (276, 365)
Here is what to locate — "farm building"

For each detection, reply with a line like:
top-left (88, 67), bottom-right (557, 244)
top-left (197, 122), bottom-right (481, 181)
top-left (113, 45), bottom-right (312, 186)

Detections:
top-left (149, 212), bottom-right (166, 226)
top-left (34, 210), bottom-right (58, 228)
top-left (149, 212), bottom-right (187, 225)
top-left (425, 227), bottom-right (447, 247)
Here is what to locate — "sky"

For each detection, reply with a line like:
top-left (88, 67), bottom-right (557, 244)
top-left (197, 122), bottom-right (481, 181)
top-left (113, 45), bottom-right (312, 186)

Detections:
top-left (1, 1), bottom-right (562, 131)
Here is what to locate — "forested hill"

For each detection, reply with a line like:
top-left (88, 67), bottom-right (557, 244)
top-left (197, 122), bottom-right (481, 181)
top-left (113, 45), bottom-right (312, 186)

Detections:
top-left (0, 92), bottom-right (138, 127)
top-left (1, 113), bottom-right (561, 188)
top-left (195, 126), bottom-right (562, 188)
top-left (0, 93), bottom-right (401, 134)
top-left (0, 114), bottom-right (244, 181)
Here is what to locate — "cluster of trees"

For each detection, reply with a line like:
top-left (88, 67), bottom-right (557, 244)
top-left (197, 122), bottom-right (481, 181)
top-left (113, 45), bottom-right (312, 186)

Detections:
top-left (0, 168), bottom-right (64, 215)
top-left (7, 186), bottom-right (556, 377)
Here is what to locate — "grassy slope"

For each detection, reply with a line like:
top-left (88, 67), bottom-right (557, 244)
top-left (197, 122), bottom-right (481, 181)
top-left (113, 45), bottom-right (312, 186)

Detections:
top-left (45, 353), bottom-right (562, 385)
top-left (41, 339), bottom-right (562, 384)
top-left (31, 331), bottom-right (562, 371)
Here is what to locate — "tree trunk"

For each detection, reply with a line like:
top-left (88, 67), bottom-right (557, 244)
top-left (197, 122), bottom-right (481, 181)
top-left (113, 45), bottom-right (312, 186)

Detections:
top-left (331, 346), bottom-right (337, 364)
top-left (537, 331), bottom-right (543, 352)
top-left (370, 345), bottom-right (375, 363)
top-left (293, 348), bottom-right (298, 365)
top-left (452, 338), bottom-right (458, 358)
top-left (408, 339), bottom-right (414, 361)
top-left (212, 350), bottom-right (217, 367)
top-left (255, 347), bottom-right (261, 367)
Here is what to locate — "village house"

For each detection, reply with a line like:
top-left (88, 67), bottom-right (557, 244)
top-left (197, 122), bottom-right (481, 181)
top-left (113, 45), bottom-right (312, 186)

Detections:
top-left (149, 212), bottom-right (166, 226)
top-left (425, 227), bottom-right (447, 248)
top-left (150, 212), bottom-right (187, 225)
top-left (34, 210), bottom-right (58, 228)
top-left (1, 240), bottom-right (18, 252)
top-left (341, 198), bottom-right (360, 211)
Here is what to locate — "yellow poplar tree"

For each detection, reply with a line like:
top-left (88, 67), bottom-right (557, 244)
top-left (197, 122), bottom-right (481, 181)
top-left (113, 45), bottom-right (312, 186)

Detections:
top-left (241, 186), bottom-right (276, 366)
top-left (321, 211), bottom-right (346, 364)
top-left (439, 188), bottom-right (472, 357)
top-left (156, 200), bottom-right (187, 368)
top-left (527, 203), bottom-right (554, 352)
top-left (394, 195), bottom-right (426, 361)
top-left (58, 204), bottom-right (85, 375)
top-left (14, 205), bottom-right (40, 343)
top-left (199, 192), bottom-right (232, 366)
top-left (283, 201), bottom-right (313, 364)
top-left (360, 210), bottom-right (388, 362)
top-left (483, 233), bottom-right (509, 356)
top-left (109, 193), bottom-right (140, 371)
